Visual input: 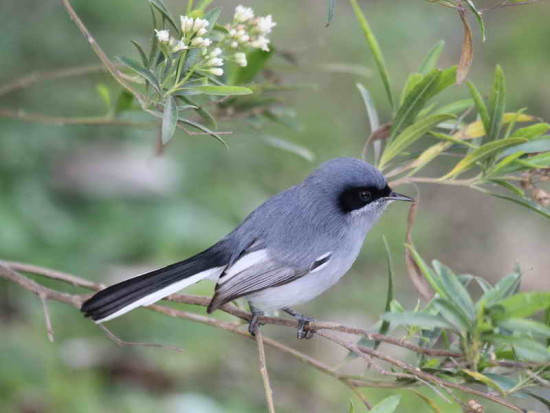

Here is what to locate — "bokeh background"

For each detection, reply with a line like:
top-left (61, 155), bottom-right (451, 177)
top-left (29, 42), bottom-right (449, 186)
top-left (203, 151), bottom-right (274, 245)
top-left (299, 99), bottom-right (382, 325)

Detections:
top-left (1, 0), bottom-right (549, 412)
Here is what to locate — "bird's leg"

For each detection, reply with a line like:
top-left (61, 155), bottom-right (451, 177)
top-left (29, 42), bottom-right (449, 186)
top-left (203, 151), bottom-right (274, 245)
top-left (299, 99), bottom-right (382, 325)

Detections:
top-left (283, 307), bottom-right (316, 339)
top-left (248, 302), bottom-right (264, 336)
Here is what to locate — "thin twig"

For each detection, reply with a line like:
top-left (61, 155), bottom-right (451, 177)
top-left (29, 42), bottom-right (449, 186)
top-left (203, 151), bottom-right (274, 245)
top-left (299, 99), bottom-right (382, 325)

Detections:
top-left (255, 328), bottom-right (276, 413)
top-left (98, 324), bottom-right (185, 353)
top-left (39, 293), bottom-right (55, 343)
top-left (0, 64), bottom-right (107, 97)
top-left (0, 109), bottom-right (156, 128)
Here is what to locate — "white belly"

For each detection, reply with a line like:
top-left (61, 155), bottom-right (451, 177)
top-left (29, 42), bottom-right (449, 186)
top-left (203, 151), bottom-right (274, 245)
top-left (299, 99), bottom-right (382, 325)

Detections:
top-left (245, 255), bottom-right (354, 311)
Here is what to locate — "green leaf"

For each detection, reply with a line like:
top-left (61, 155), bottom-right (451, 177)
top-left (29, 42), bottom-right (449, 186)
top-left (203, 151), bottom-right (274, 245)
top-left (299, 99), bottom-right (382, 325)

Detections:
top-left (261, 136), bottom-right (314, 162)
top-left (202, 7), bottom-right (221, 32)
top-left (462, 370), bottom-right (505, 395)
top-left (381, 312), bottom-right (455, 331)
top-left (399, 73), bottom-right (423, 106)
top-left (117, 56), bottom-right (161, 91)
top-left (231, 49), bottom-right (274, 85)
top-left (486, 65), bottom-right (506, 141)
top-left (433, 99), bottom-right (474, 115)
top-left (489, 193), bottom-right (550, 219)
top-left (370, 395), bottom-right (401, 413)
top-left (408, 246), bottom-right (447, 297)
top-left (374, 237), bottom-right (394, 349)
top-left (391, 70), bottom-right (442, 138)
top-left (380, 114), bottom-right (455, 169)
top-left (432, 298), bottom-right (471, 332)
top-left (357, 83), bottom-right (381, 162)
top-left (498, 318), bottom-right (550, 338)
top-left (442, 137), bottom-right (527, 178)
top-left (326, 0), bottom-right (335, 27)
top-left (95, 83), bottom-right (111, 111)
top-left (490, 335), bottom-right (550, 362)
top-left (161, 96), bottom-right (178, 145)
top-left (179, 118), bottom-right (228, 148)
top-left (131, 40), bottom-right (149, 68)
top-left (149, 0), bottom-right (178, 31)
top-left (499, 136), bottom-right (550, 157)
top-left (464, 0), bottom-right (486, 41)
top-left (489, 179), bottom-right (524, 197)
top-left (114, 90), bottom-right (134, 115)
top-left (350, 0), bottom-right (394, 108)
top-left (433, 260), bottom-right (475, 320)
top-left (183, 85), bottom-right (253, 96)
top-left (510, 123), bottom-right (550, 140)
top-left (467, 82), bottom-right (490, 137)
top-left (418, 40), bottom-right (445, 75)
top-left (492, 292), bottom-right (550, 320)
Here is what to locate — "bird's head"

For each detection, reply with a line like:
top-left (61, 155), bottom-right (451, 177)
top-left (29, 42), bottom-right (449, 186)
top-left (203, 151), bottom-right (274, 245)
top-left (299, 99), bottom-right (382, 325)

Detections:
top-left (303, 157), bottom-right (413, 224)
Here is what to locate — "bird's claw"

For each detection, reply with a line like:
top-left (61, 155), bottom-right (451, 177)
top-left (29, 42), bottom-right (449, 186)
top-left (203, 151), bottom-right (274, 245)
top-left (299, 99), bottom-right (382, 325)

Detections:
top-left (296, 317), bottom-right (315, 339)
top-left (248, 305), bottom-right (264, 336)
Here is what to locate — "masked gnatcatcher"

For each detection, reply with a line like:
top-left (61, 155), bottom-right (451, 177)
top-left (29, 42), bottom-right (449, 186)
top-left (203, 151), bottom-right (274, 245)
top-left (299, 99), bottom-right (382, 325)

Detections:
top-left (82, 157), bottom-right (413, 339)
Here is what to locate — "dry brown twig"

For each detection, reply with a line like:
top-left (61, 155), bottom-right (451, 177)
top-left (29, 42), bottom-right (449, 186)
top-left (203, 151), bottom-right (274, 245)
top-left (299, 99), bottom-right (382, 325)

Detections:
top-left (0, 259), bottom-right (531, 412)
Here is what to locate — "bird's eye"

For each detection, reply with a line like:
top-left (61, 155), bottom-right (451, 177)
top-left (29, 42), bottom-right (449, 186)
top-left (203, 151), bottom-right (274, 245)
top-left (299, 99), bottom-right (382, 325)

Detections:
top-left (358, 190), bottom-right (372, 202)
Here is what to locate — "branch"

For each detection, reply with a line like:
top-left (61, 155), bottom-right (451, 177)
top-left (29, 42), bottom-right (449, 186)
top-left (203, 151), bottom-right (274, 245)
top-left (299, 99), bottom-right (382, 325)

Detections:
top-left (0, 260), bottom-right (531, 412)
top-left (255, 328), bottom-right (276, 413)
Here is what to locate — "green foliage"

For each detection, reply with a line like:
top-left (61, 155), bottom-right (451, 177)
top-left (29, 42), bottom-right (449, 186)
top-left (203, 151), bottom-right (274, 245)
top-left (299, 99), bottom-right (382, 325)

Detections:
top-left (379, 246), bottom-right (550, 403)
top-left (351, 15), bottom-right (550, 218)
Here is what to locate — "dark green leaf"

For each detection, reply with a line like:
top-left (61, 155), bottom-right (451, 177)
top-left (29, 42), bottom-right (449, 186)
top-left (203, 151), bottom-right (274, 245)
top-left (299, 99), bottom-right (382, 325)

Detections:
top-left (432, 298), bottom-right (471, 332)
top-left (464, 0), bottom-right (486, 41)
top-left (231, 49), bottom-right (274, 85)
top-left (467, 82), bottom-right (490, 137)
top-left (433, 99), bottom-right (474, 115)
top-left (117, 56), bottom-right (161, 91)
top-left (487, 65), bottom-right (506, 141)
top-left (203, 7), bottom-right (221, 32)
top-left (433, 260), bottom-right (475, 320)
top-left (492, 292), bottom-right (550, 320)
top-left (149, 0), bottom-right (178, 31)
top-left (131, 40), bottom-right (149, 68)
top-left (179, 118), bottom-right (228, 148)
top-left (490, 335), bottom-right (550, 362)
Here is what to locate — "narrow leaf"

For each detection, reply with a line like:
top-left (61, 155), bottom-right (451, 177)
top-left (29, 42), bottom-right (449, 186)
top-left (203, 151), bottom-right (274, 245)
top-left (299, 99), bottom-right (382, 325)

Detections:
top-left (498, 318), bottom-right (550, 338)
top-left (487, 65), bottom-right (506, 141)
top-left (418, 40), bottom-right (445, 75)
top-left (117, 56), bottom-right (161, 91)
top-left (467, 82), bottom-right (490, 138)
top-left (183, 85), bottom-right (253, 96)
top-left (161, 96), bottom-right (177, 145)
top-left (456, 10), bottom-right (473, 85)
top-left (381, 312), bottom-right (455, 331)
top-left (370, 395), bottom-right (401, 413)
top-left (442, 137), bottom-right (527, 178)
top-left (326, 0), bottom-right (335, 27)
top-left (350, 0), bottom-right (394, 108)
top-left (149, 0), bottom-right (178, 31)
top-left (380, 114), bottom-right (455, 169)
top-left (493, 292), bottom-right (550, 320)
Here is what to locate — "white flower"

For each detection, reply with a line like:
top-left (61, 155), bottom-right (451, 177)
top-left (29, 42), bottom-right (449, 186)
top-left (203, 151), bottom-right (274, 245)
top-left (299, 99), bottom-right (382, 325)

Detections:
top-left (197, 27), bottom-right (208, 36)
top-left (234, 5), bottom-right (254, 22)
top-left (256, 15), bottom-right (276, 34)
top-left (207, 57), bottom-right (224, 67)
top-left (231, 41), bottom-right (239, 49)
top-left (172, 40), bottom-right (188, 52)
top-left (155, 29), bottom-right (170, 43)
top-left (251, 36), bottom-right (270, 51)
top-left (180, 16), bottom-right (194, 33)
top-left (193, 18), bottom-right (209, 32)
top-left (209, 68), bottom-right (224, 76)
top-left (191, 37), bottom-right (212, 48)
top-left (210, 47), bottom-right (222, 57)
top-left (235, 52), bottom-right (247, 67)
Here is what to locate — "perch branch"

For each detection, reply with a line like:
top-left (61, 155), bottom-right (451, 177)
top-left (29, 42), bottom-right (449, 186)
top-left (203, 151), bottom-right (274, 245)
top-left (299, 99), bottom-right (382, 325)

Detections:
top-left (255, 328), bottom-right (276, 413)
top-left (0, 260), bottom-right (529, 412)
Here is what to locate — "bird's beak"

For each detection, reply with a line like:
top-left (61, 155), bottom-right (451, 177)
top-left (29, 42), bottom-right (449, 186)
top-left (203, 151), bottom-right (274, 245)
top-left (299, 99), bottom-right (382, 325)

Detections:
top-left (386, 191), bottom-right (414, 202)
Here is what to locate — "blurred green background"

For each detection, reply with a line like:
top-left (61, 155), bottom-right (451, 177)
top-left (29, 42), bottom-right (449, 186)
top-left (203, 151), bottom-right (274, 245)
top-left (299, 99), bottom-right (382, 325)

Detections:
top-left (1, 0), bottom-right (549, 411)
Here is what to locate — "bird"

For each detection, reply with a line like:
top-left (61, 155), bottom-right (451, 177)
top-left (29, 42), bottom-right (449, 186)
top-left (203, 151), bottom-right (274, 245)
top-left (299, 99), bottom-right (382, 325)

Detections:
top-left (81, 157), bottom-right (413, 339)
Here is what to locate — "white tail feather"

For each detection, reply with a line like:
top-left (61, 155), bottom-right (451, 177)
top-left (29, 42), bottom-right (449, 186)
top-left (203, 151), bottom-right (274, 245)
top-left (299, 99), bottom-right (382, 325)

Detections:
top-left (95, 267), bottom-right (224, 323)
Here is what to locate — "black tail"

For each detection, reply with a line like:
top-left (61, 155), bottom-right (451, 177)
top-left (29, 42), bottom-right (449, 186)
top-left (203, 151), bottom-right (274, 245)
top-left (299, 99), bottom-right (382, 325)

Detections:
top-left (81, 246), bottom-right (228, 323)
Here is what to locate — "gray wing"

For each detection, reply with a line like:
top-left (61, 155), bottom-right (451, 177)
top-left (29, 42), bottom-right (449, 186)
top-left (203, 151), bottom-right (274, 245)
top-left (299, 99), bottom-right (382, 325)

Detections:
top-left (207, 239), bottom-right (331, 312)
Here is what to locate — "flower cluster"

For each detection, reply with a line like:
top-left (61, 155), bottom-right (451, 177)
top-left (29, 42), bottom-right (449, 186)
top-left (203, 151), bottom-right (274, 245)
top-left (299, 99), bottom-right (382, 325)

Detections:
top-left (153, 5), bottom-right (276, 77)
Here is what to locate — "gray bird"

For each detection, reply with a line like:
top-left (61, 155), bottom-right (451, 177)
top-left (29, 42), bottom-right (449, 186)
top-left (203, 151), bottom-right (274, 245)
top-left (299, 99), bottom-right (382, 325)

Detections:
top-left (81, 157), bottom-right (413, 338)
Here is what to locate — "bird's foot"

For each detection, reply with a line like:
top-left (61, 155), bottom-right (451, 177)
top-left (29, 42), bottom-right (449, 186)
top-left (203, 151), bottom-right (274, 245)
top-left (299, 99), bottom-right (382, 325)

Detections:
top-left (248, 303), bottom-right (264, 336)
top-left (283, 307), bottom-right (316, 340)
